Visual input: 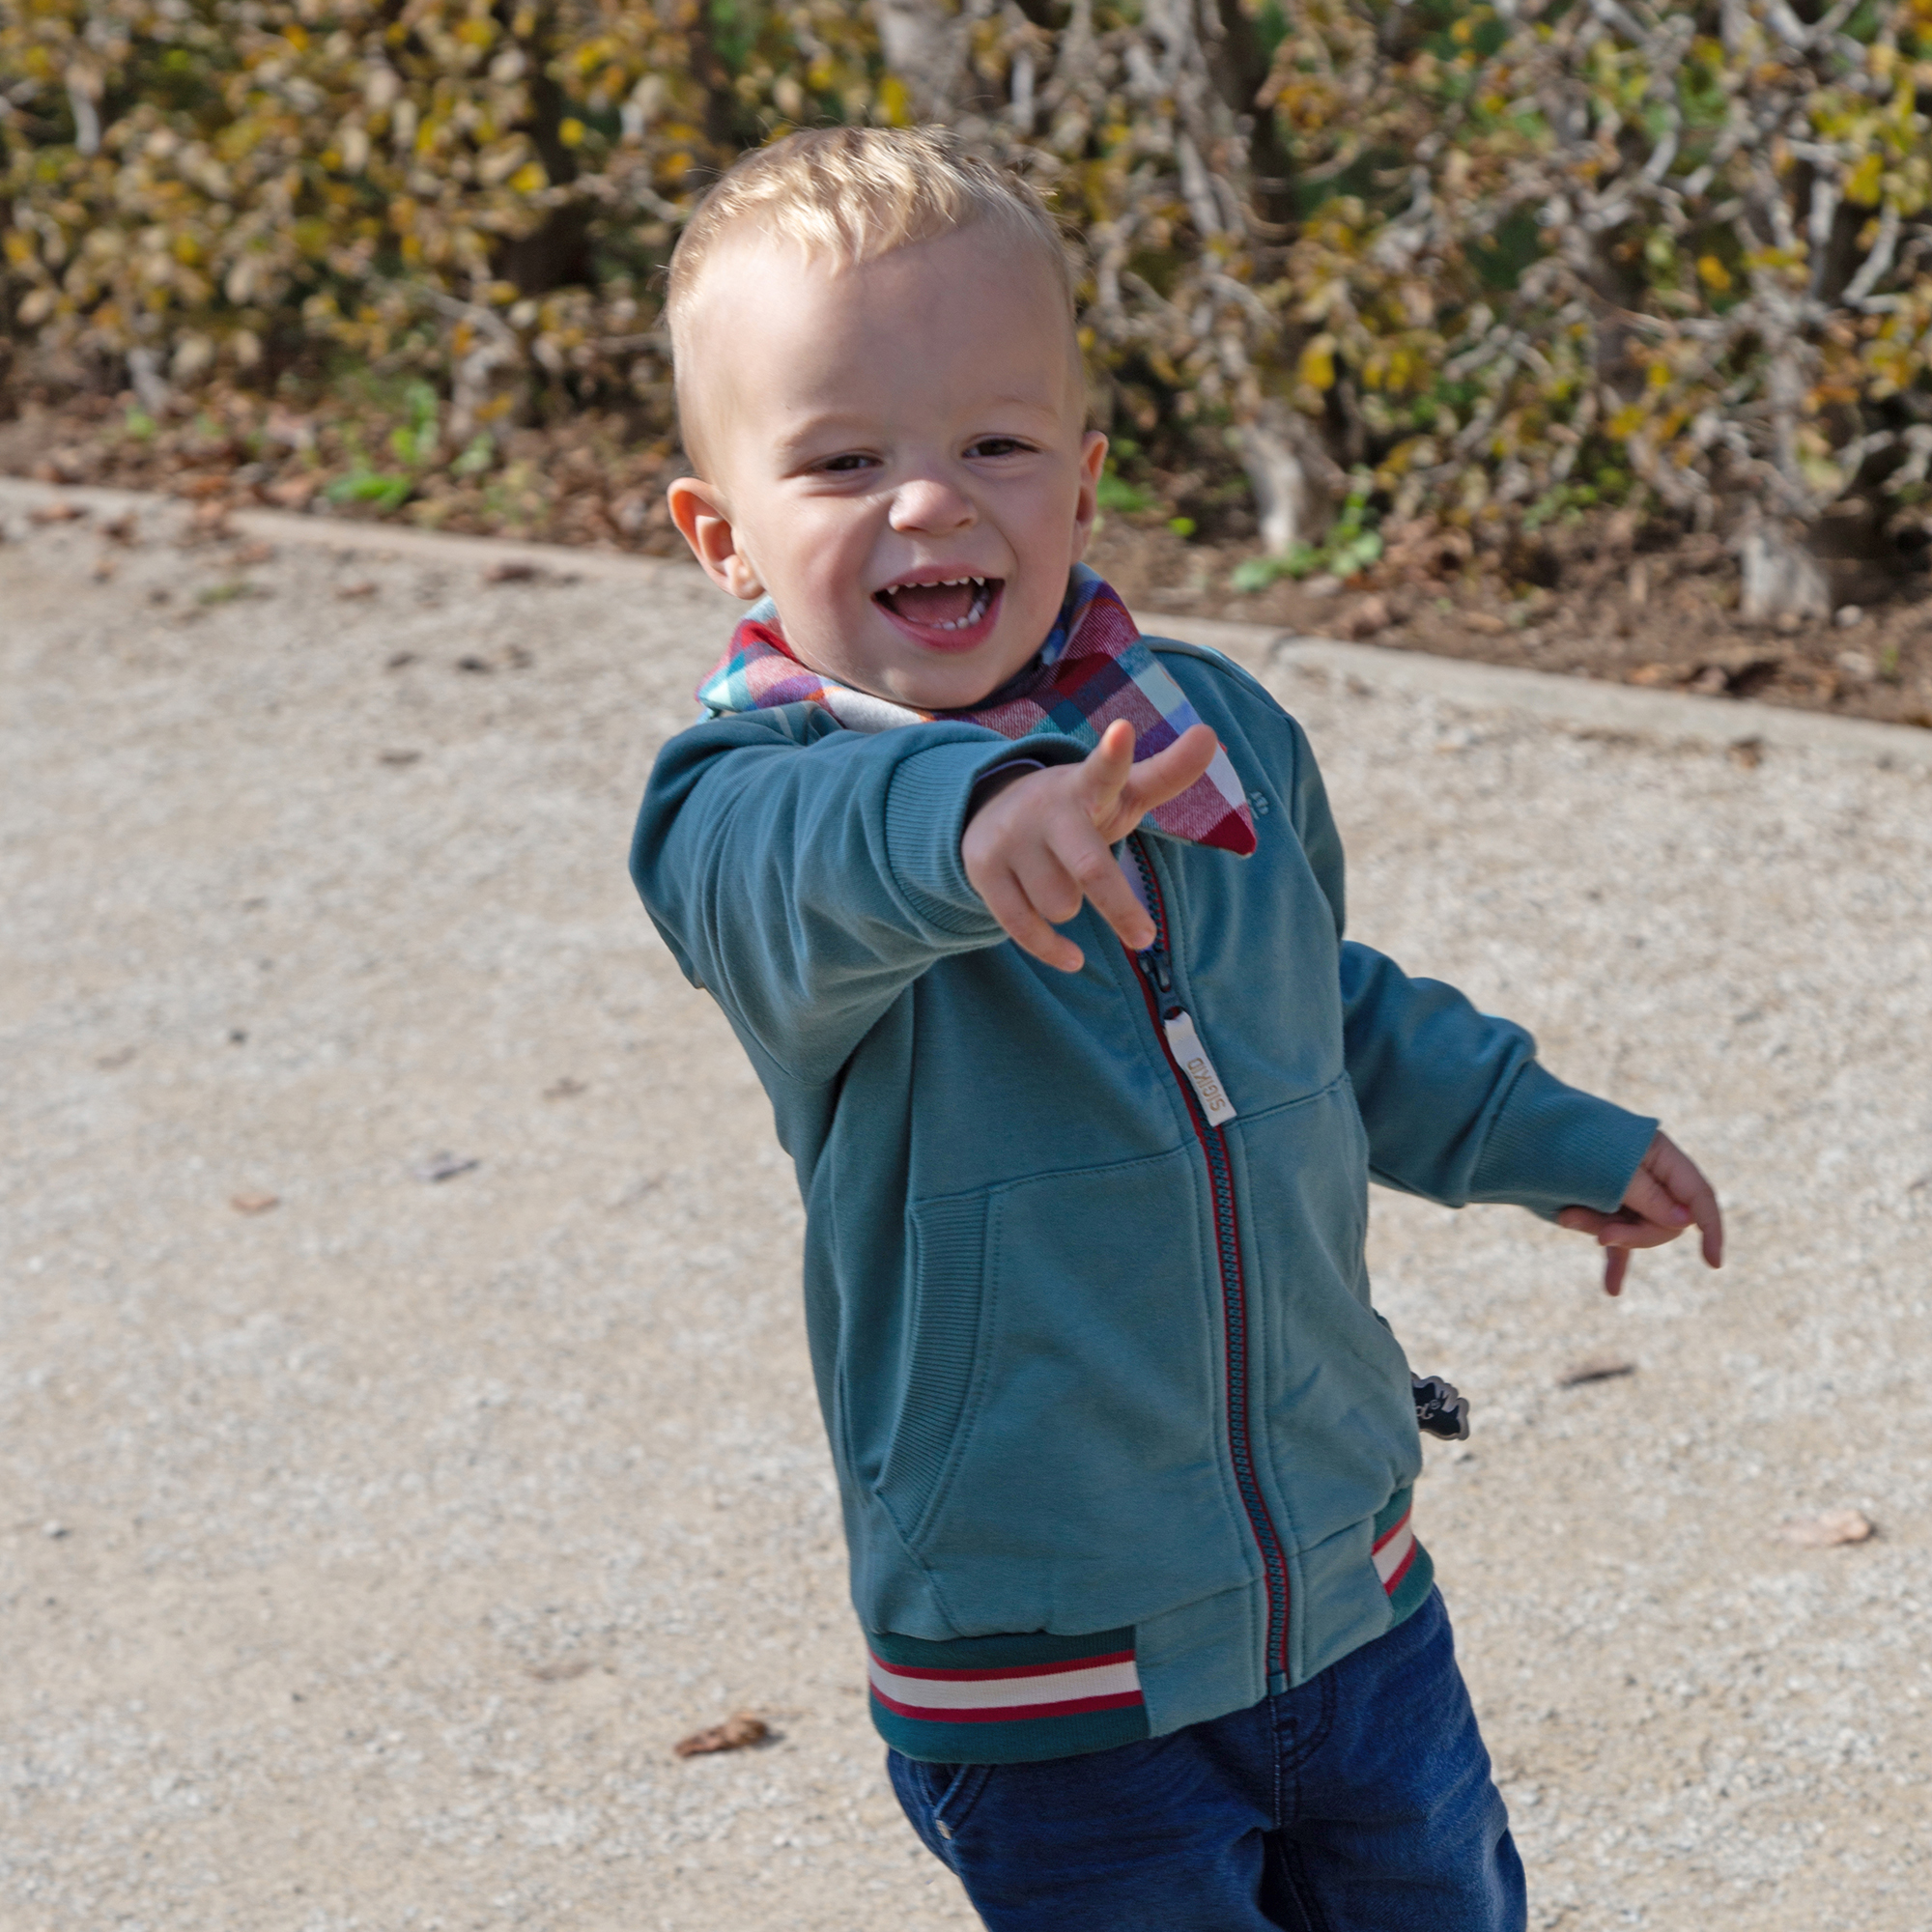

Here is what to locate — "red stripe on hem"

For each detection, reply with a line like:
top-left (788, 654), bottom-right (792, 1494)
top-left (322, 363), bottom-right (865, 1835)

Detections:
top-left (1373, 1507), bottom-right (1411, 1553)
top-left (867, 1649), bottom-right (1134, 1684)
top-left (1380, 1540), bottom-right (1418, 1596)
top-left (870, 1687), bottom-right (1146, 1724)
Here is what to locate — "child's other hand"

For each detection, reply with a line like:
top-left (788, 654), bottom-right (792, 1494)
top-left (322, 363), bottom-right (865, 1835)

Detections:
top-left (962, 719), bottom-right (1218, 973)
top-left (1555, 1129), bottom-right (1724, 1296)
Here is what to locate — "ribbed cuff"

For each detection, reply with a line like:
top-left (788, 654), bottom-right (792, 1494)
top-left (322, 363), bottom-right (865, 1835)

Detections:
top-left (1470, 1060), bottom-right (1658, 1220)
top-left (882, 736), bottom-right (1083, 938)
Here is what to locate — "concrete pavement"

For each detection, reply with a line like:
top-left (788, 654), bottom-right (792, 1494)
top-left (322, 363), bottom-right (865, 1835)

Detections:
top-left (4, 482), bottom-right (1930, 1930)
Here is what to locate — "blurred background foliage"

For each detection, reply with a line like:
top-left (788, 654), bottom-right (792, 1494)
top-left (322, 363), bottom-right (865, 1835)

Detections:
top-left (4, 0), bottom-right (1931, 581)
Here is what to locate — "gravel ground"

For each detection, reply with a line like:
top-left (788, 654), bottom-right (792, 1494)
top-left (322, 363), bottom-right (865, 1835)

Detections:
top-left (4, 488), bottom-right (1930, 1931)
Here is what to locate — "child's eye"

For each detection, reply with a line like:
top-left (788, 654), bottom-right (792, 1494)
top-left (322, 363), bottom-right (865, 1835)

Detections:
top-left (816, 453), bottom-right (878, 473)
top-left (966, 436), bottom-right (1033, 459)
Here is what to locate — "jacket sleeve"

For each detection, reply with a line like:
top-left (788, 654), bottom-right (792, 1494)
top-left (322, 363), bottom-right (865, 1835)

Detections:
top-left (631, 703), bottom-right (1084, 1086)
top-left (1283, 713), bottom-right (1656, 1221)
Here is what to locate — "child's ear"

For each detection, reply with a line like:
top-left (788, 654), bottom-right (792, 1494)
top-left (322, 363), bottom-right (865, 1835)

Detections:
top-left (1069, 431), bottom-right (1108, 560)
top-left (667, 476), bottom-right (765, 600)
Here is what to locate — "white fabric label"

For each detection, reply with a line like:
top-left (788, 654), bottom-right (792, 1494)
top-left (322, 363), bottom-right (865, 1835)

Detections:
top-left (1162, 1009), bottom-right (1237, 1125)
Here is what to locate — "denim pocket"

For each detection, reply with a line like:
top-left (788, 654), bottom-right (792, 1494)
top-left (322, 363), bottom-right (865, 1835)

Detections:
top-left (889, 1751), bottom-right (994, 1869)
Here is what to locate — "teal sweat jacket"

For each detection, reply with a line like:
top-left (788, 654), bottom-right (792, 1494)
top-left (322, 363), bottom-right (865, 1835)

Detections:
top-left (632, 639), bottom-right (1656, 1764)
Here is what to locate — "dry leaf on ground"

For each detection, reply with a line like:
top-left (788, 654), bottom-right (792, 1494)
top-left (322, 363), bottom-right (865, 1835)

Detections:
top-left (1558, 1355), bottom-right (1635, 1387)
top-left (1778, 1509), bottom-right (1875, 1548)
top-left (672, 1711), bottom-right (769, 1759)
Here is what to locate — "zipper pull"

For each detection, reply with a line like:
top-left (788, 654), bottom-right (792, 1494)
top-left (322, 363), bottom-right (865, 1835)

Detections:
top-left (1138, 941), bottom-right (1174, 998)
top-left (1160, 1006), bottom-right (1237, 1126)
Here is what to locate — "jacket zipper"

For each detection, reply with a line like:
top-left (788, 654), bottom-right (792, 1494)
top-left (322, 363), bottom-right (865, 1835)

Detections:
top-left (1124, 836), bottom-right (1291, 1683)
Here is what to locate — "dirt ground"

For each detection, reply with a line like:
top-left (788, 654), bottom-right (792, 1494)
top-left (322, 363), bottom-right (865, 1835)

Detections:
top-left (4, 483), bottom-right (1931, 1931)
top-left (1084, 510), bottom-right (1932, 732)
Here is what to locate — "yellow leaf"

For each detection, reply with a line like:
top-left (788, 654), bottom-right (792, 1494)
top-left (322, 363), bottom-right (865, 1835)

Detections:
top-left (877, 74), bottom-right (909, 127)
top-left (1695, 253), bottom-right (1732, 293)
top-left (508, 161), bottom-right (546, 195)
top-left (1608, 404), bottom-right (1645, 440)
top-left (1846, 152), bottom-right (1883, 206)
top-left (558, 117), bottom-right (584, 149)
top-left (1297, 334), bottom-right (1337, 391)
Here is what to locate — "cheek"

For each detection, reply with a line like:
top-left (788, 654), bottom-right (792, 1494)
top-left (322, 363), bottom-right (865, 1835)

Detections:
top-left (782, 505), bottom-right (876, 591)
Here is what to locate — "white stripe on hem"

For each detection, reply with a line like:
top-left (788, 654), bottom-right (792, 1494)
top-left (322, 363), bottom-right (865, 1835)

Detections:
top-left (867, 1656), bottom-right (1142, 1713)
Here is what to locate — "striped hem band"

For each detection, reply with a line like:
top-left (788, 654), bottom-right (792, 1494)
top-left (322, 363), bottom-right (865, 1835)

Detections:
top-left (1373, 1485), bottom-right (1435, 1626)
top-left (866, 1625), bottom-right (1151, 1765)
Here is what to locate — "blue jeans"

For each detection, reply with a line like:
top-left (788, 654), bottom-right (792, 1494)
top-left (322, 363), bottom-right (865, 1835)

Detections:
top-left (888, 1588), bottom-right (1523, 1932)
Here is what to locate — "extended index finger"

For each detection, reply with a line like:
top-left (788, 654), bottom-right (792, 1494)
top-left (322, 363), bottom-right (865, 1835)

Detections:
top-left (1077, 719), bottom-right (1139, 828)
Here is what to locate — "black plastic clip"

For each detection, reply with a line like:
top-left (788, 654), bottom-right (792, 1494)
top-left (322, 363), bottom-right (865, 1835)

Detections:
top-left (1412, 1373), bottom-right (1471, 1442)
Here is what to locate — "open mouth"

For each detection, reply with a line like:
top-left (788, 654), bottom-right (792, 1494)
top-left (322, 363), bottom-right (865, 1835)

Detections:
top-left (873, 575), bottom-right (1002, 635)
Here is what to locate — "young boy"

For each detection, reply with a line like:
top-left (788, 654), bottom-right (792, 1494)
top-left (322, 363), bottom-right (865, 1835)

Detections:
top-left (633, 128), bottom-right (1722, 1931)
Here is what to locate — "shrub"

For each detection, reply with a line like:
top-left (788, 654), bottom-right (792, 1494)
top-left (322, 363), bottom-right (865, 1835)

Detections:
top-left (5, 0), bottom-right (1931, 576)
top-left (0, 0), bottom-right (878, 429)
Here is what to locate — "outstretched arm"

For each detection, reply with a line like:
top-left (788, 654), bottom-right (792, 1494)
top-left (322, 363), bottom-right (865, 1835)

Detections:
top-left (1279, 705), bottom-right (1674, 1264)
top-left (634, 707), bottom-right (1087, 1085)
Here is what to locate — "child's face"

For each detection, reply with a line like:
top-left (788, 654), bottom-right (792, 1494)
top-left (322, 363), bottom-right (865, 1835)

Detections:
top-left (668, 224), bottom-right (1106, 711)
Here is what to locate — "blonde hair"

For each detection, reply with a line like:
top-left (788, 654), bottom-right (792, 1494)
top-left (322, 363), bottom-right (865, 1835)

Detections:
top-left (666, 126), bottom-right (1076, 374)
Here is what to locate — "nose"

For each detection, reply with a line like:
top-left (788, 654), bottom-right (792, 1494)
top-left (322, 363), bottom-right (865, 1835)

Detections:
top-left (888, 472), bottom-right (977, 536)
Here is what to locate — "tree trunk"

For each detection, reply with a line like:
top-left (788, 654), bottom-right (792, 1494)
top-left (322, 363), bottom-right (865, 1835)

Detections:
top-left (1737, 519), bottom-right (1831, 626)
top-left (1201, 0), bottom-right (1293, 229)
top-left (1235, 401), bottom-right (1341, 555)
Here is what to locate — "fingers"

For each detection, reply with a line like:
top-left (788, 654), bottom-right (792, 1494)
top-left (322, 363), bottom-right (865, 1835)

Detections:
top-left (1013, 838), bottom-right (1152, 955)
top-left (1107, 724), bottom-right (1219, 837)
top-left (1077, 719), bottom-right (1140, 831)
top-left (1058, 841), bottom-right (1156, 952)
top-left (974, 864), bottom-right (1085, 974)
top-left (1555, 1206), bottom-right (1609, 1236)
top-left (1620, 1163), bottom-right (1692, 1233)
top-left (1587, 1208), bottom-right (1684, 1252)
top-left (1645, 1130), bottom-right (1725, 1268)
top-left (1557, 1130), bottom-right (1727, 1298)
top-left (966, 720), bottom-right (1224, 967)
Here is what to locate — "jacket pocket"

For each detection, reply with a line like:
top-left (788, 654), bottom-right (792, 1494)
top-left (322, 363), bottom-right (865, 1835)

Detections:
top-left (874, 1190), bottom-right (992, 1540)
top-left (884, 1145), bottom-right (1258, 1635)
top-left (1230, 1076), bottom-right (1419, 1546)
